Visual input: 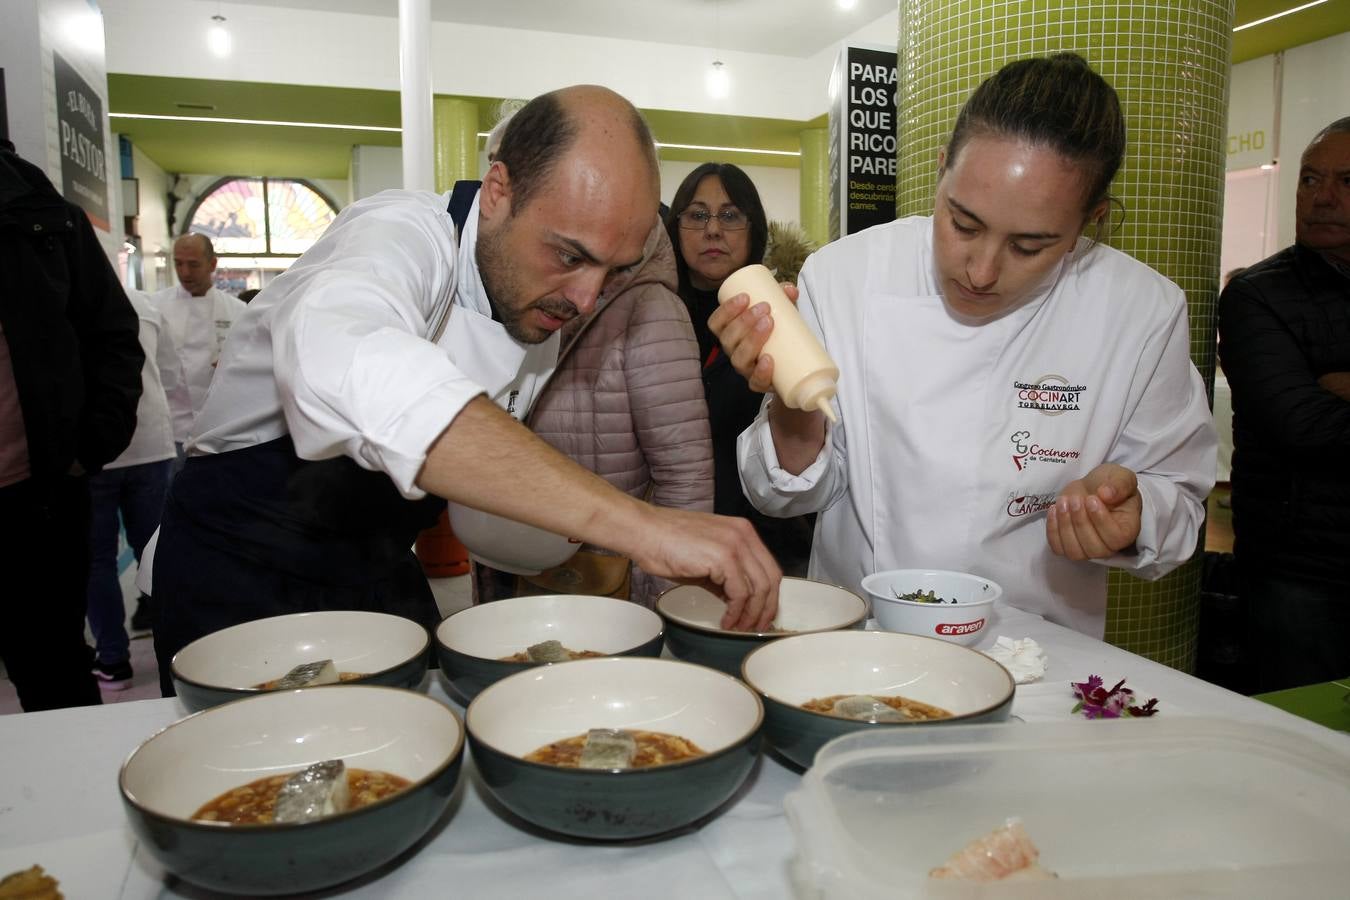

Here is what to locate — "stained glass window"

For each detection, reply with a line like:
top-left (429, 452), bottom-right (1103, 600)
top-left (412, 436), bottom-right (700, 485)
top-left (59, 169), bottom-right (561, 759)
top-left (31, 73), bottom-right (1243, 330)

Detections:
top-left (186, 177), bottom-right (337, 257)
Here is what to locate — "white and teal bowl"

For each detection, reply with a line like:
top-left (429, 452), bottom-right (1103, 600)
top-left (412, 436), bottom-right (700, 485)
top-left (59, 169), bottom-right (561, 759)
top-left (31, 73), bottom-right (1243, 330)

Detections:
top-left (861, 569), bottom-right (1003, 646)
top-left (120, 686), bottom-right (464, 896)
top-left (171, 610), bottom-right (431, 711)
top-left (740, 630), bottom-right (1015, 769)
top-left (657, 577), bottom-right (868, 675)
top-left (434, 594), bottom-right (664, 701)
top-left (466, 657), bottom-right (763, 840)
top-left (446, 503), bottom-right (580, 575)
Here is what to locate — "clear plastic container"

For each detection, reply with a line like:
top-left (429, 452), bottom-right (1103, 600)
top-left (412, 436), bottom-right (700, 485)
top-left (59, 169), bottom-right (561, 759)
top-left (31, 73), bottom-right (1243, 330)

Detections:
top-left (785, 717), bottom-right (1350, 899)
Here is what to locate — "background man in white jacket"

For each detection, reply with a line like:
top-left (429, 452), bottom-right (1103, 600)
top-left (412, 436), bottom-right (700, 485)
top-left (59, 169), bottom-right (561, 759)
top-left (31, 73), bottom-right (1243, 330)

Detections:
top-left (149, 234), bottom-right (246, 454)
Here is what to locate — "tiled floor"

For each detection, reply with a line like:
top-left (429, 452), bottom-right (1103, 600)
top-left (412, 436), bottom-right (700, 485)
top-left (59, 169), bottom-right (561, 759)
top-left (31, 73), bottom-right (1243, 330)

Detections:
top-left (0, 568), bottom-right (472, 716)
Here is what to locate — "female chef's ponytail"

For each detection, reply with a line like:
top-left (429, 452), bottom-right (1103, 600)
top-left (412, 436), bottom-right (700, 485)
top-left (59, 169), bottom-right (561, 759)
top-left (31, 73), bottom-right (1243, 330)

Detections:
top-left (945, 52), bottom-right (1126, 223)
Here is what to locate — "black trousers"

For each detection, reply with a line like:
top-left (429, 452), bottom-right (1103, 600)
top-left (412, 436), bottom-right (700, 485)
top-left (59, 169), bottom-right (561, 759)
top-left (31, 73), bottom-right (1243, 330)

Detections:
top-left (0, 475), bottom-right (102, 710)
top-left (151, 438), bottom-right (443, 696)
top-left (1245, 568), bottom-right (1350, 693)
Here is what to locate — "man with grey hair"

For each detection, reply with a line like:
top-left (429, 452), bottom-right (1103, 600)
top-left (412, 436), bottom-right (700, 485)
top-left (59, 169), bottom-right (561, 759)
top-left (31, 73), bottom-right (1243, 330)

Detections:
top-left (1218, 116), bottom-right (1350, 692)
top-left (148, 85), bottom-right (780, 694)
top-left (148, 233), bottom-right (246, 453)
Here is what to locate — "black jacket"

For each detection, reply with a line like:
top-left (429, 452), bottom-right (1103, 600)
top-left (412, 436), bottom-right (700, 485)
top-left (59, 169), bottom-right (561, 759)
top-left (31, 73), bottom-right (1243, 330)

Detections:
top-left (1217, 244), bottom-right (1350, 585)
top-left (0, 147), bottom-right (142, 485)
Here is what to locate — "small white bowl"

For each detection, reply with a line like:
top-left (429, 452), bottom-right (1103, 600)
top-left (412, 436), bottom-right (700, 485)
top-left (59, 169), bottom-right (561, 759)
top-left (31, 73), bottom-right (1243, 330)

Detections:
top-left (447, 503), bottom-right (580, 575)
top-left (171, 611), bottom-right (431, 710)
top-left (861, 569), bottom-right (1002, 646)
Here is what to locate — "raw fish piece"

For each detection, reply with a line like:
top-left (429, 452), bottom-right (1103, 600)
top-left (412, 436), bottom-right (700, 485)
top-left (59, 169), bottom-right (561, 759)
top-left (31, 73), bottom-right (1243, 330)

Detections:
top-left (929, 820), bottom-right (1056, 881)
top-left (273, 760), bottom-right (350, 824)
top-left (526, 640), bottom-right (570, 663)
top-left (577, 728), bottom-right (638, 769)
top-left (271, 659), bottom-right (340, 690)
top-left (831, 695), bottom-right (910, 722)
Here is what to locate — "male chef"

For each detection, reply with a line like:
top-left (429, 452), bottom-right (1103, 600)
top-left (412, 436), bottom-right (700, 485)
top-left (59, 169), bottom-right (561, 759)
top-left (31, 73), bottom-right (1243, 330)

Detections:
top-left (150, 86), bottom-right (780, 693)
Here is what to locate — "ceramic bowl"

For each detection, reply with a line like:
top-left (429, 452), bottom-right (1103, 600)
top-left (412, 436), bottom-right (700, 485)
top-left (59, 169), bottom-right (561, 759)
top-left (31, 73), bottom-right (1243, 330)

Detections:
top-left (657, 577), bottom-right (868, 675)
top-left (434, 594), bottom-right (664, 701)
top-left (446, 503), bottom-right (580, 575)
top-left (861, 569), bottom-right (1003, 646)
top-left (171, 611), bottom-right (431, 711)
top-left (740, 630), bottom-right (1015, 769)
top-left (120, 686), bottom-right (464, 896)
top-left (466, 657), bottom-right (763, 840)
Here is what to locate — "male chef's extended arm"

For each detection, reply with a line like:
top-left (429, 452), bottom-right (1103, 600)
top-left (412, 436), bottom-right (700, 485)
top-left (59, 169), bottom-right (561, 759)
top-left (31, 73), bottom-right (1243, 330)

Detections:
top-left (736, 260), bottom-right (849, 517)
top-left (1100, 291), bottom-right (1216, 579)
top-left (1218, 276), bottom-right (1350, 456)
top-left (271, 204), bottom-right (487, 499)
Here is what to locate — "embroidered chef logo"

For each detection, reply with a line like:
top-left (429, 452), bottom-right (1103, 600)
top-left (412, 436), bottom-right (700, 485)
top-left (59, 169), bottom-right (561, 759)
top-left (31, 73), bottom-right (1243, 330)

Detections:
top-left (1010, 430), bottom-right (1081, 471)
top-left (1007, 491), bottom-right (1057, 518)
top-left (1014, 373), bottom-right (1086, 417)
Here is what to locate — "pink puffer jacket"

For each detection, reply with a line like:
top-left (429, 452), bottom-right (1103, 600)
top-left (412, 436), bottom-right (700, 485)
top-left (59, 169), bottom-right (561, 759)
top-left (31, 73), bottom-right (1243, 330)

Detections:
top-left (479, 220), bottom-right (714, 607)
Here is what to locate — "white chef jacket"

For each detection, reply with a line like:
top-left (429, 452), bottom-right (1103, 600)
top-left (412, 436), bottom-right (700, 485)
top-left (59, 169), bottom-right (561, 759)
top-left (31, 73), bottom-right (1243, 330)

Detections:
top-left (738, 216), bottom-right (1216, 637)
top-left (188, 189), bottom-right (560, 500)
top-left (104, 290), bottom-right (186, 470)
top-left (148, 284), bottom-right (246, 442)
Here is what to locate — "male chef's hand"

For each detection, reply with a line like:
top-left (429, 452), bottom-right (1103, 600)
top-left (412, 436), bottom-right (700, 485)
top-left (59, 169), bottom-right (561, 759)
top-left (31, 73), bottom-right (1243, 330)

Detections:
top-left (1046, 463), bottom-right (1141, 561)
top-left (628, 505), bottom-right (781, 632)
top-left (707, 283), bottom-right (800, 394)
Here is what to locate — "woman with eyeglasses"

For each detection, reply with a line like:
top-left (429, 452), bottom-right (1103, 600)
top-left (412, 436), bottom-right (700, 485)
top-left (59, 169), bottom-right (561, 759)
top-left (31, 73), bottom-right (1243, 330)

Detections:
top-left (665, 163), bottom-right (814, 576)
top-left (710, 54), bottom-right (1217, 637)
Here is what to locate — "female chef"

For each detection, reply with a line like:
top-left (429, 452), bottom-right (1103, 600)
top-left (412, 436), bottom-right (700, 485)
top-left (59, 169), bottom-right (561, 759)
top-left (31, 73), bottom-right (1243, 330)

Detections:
top-left (712, 53), bottom-right (1216, 637)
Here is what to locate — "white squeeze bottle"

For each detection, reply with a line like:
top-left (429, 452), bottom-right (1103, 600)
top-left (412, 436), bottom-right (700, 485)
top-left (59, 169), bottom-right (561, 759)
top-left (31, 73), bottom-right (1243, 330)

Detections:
top-left (717, 264), bottom-right (839, 423)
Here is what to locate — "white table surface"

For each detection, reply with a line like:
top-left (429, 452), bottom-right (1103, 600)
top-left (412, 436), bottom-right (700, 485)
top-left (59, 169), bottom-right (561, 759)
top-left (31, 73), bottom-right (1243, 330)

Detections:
top-left (2, 605), bottom-right (1345, 899)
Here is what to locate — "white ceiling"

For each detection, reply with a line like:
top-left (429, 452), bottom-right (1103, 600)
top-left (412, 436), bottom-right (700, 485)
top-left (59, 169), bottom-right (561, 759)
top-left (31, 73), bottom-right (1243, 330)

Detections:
top-left (238, 0), bottom-right (899, 58)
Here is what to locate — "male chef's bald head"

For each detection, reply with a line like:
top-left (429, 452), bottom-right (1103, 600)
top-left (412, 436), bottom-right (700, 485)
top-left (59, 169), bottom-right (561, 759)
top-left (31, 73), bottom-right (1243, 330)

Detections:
top-left (490, 85), bottom-right (660, 213)
top-left (474, 86), bottom-right (662, 344)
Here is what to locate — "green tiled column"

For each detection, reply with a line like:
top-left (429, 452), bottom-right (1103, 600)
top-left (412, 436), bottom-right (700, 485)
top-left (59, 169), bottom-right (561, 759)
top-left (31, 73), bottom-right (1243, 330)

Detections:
top-left (799, 128), bottom-right (830, 247)
top-left (896, 1), bottom-right (1233, 671)
top-left (433, 97), bottom-right (479, 192)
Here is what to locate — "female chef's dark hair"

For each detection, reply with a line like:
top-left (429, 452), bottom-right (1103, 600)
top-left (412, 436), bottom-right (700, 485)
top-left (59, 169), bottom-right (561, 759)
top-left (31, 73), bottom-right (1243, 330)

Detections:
top-left (495, 90), bottom-right (656, 213)
top-left (665, 162), bottom-right (769, 291)
top-left (945, 52), bottom-right (1126, 219)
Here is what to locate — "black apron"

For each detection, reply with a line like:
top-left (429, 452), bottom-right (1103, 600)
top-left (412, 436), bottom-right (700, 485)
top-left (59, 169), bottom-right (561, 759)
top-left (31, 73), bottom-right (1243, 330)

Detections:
top-left (152, 183), bottom-right (483, 694)
top-left (152, 437), bottom-right (445, 694)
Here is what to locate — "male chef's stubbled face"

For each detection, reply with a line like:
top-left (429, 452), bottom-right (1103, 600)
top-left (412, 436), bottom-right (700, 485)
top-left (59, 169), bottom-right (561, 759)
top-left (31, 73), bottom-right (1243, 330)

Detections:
top-left (476, 133), bottom-right (657, 345)
top-left (932, 134), bottom-right (1103, 321)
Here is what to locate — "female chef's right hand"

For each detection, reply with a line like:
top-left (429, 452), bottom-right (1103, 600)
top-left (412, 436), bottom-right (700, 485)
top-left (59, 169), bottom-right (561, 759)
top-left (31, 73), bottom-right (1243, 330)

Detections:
top-left (707, 283), bottom-right (801, 394)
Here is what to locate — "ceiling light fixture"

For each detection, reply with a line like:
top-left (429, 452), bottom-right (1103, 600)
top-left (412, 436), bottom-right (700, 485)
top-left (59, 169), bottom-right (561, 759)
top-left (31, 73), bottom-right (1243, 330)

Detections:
top-left (706, 61), bottom-right (731, 99)
top-left (706, 0), bottom-right (731, 99)
top-left (207, 14), bottom-right (231, 57)
top-left (837, 0), bottom-right (859, 10)
top-left (1233, 0), bottom-right (1329, 32)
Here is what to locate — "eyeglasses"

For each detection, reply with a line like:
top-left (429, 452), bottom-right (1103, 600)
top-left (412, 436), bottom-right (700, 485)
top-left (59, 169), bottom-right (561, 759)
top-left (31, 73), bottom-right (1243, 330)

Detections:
top-left (678, 208), bottom-right (749, 231)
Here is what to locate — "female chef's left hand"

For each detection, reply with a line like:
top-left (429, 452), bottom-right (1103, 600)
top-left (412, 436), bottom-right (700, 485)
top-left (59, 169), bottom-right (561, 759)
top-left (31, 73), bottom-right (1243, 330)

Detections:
top-left (1046, 463), bottom-right (1141, 561)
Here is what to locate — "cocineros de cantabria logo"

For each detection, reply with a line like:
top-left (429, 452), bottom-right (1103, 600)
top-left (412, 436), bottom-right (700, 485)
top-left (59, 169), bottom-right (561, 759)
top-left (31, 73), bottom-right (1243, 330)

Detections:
top-left (1010, 430), bottom-right (1082, 471)
top-left (1007, 492), bottom-right (1057, 518)
top-left (1013, 373), bottom-right (1086, 416)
